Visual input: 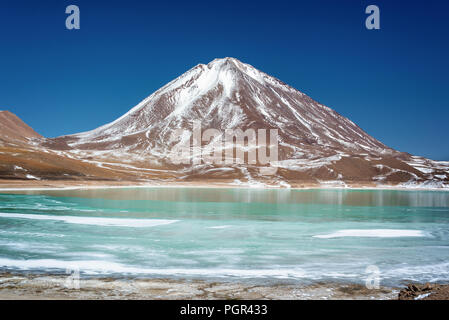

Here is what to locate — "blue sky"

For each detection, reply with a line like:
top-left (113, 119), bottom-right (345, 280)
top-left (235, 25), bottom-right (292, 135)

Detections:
top-left (0, 0), bottom-right (448, 160)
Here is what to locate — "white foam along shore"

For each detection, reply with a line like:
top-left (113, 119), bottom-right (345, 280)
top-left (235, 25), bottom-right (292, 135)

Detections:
top-left (0, 258), bottom-right (308, 278)
top-left (1, 257), bottom-right (447, 284)
top-left (0, 212), bottom-right (178, 228)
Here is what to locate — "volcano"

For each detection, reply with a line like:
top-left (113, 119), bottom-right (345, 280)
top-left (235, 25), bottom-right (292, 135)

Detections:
top-left (59, 58), bottom-right (390, 156)
top-left (1, 58), bottom-right (448, 187)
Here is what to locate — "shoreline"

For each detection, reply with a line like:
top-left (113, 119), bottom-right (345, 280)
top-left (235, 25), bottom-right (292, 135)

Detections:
top-left (0, 179), bottom-right (448, 192)
top-left (0, 272), bottom-right (399, 300)
top-left (2, 271), bottom-right (447, 300)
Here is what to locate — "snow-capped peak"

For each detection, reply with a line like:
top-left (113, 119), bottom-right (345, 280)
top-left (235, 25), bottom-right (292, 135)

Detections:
top-left (59, 57), bottom-right (391, 160)
top-left (32, 58), bottom-right (449, 187)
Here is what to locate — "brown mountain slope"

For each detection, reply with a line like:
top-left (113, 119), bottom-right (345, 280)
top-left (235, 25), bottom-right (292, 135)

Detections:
top-left (42, 57), bottom-right (448, 188)
top-left (0, 110), bottom-right (42, 143)
top-left (0, 58), bottom-right (448, 188)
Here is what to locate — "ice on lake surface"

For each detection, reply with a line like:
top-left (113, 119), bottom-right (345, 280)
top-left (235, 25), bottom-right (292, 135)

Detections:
top-left (1, 188), bottom-right (448, 286)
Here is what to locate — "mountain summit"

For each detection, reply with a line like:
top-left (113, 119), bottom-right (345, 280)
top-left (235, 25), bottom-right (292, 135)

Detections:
top-left (1, 58), bottom-right (448, 187)
top-left (61, 57), bottom-right (390, 156)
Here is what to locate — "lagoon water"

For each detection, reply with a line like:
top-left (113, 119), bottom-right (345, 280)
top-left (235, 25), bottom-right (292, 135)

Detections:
top-left (1, 188), bottom-right (449, 286)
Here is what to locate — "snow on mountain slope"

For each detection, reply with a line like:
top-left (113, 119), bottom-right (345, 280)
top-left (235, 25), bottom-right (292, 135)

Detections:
top-left (59, 58), bottom-right (391, 155)
top-left (35, 58), bottom-right (449, 187)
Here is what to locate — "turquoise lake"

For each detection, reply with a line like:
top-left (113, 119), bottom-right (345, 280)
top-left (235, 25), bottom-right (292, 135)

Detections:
top-left (0, 187), bottom-right (448, 286)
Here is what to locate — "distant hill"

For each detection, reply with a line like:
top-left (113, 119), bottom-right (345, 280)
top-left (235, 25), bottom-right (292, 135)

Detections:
top-left (0, 110), bottom-right (41, 143)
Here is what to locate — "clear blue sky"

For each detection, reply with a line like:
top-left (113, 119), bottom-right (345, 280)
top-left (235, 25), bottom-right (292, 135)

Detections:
top-left (0, 0), bottom-right (448, 160)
